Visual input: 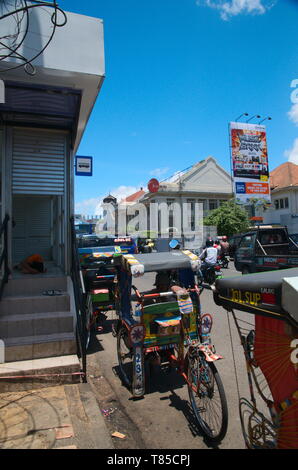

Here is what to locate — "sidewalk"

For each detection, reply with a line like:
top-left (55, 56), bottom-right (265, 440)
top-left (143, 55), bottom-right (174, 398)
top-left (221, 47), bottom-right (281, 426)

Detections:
top-left (0, 382), bottom-right (114, 449)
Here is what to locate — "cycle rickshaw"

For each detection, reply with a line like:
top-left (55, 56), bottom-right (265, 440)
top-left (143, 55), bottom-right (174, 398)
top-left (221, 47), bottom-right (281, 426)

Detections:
top-left (213, 268), bottom-right (298, 449)
top-left (78, 244), bottom-right (121, 347)
top-left (113, 250), bottom-right (228, 443)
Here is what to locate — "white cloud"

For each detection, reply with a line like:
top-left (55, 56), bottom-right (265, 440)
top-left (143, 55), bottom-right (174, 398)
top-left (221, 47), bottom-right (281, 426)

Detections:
top-left (75, 185), bottom-right (143, 216)
top-left (75, 197), bottom-right (101, 217)
top-left (149, 167), bottom-right (170, 178)
top-left (288, 104), bottom-right (298, 126)
top-left (284, 138), bottom-right (298, 164)
top-left (196, 0), bottom-right (276, 20)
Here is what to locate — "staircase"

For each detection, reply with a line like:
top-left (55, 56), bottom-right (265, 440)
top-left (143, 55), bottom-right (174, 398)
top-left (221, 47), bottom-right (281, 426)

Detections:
top-left (0, 275), bottom-right (81, 392)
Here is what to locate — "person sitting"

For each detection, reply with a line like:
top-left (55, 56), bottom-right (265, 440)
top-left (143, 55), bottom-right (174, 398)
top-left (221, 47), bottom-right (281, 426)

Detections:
top-left (213, 238), bottom-right (221, 255)
top-left (199, 238), bottom-right (218, 280)
top-left (220, 236), bottom-right (229, 255)
top-left (143, 271), bottom-right (187, 305)
top-left (14, 254), bottom-right (46, 274)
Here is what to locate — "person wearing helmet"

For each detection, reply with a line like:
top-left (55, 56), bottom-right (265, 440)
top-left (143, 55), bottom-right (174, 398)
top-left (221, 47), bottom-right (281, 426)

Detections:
top-left (169, 239), bottom-right (181, 250)
top-left (199, 238), bottom-right (218, 280)
top-left (214, 238), bottom-right (221, 255)
top-left (220, 235), bottom-right (229, 255)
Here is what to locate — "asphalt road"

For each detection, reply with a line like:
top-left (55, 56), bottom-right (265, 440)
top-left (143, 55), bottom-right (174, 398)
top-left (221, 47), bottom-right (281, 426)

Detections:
top-left (87, 263), bottom-right (266, 450)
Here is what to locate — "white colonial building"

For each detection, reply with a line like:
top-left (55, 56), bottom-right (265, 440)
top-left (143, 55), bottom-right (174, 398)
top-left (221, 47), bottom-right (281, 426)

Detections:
top-left (256, 162), bottom-right (298, 234)
top-left (116, 156), bottom-right (233, 250)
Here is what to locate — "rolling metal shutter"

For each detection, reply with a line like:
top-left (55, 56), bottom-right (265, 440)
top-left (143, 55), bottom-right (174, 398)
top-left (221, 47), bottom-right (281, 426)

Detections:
top-left (12, 128), bottom-right (66, 194)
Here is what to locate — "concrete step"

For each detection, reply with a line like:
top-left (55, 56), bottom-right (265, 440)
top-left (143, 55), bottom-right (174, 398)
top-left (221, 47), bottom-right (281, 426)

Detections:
top-left (0, 355), bottom-right (81, 392)
top-left (0, 311), bottom-right (75, 338)
top-left (3, 332), bottom-right (77, 362)
top-left (4, 276), bottom-right (68, 297)
top-left (0, 293), bottom-right (70, 315)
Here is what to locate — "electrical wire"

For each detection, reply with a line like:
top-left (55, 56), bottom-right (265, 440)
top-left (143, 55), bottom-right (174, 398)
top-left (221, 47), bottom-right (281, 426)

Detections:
top-left (0, 0), bottom-right (67, 75)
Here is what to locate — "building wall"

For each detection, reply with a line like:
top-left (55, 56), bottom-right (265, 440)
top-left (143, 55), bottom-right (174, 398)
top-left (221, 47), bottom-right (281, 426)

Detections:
top-left (257, 188), bottom-right (298, 233)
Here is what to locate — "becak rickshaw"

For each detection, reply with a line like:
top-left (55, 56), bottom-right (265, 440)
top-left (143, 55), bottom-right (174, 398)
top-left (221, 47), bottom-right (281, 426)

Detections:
top-left (78, 242), bottom-right (121, 347)
top-left (213, 268), bottom-right (298, 449)
top-left (113, 250), bottom-right (228, 444)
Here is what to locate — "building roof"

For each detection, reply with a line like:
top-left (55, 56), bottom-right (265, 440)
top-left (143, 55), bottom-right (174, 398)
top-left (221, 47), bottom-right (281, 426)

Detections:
top-left (122, 189), bottom-right (146, 203)
top-left (270, 162), bottom-right (298, 189)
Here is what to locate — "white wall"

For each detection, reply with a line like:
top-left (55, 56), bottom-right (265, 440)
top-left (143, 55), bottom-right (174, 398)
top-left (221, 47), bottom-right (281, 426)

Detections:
top-left (2, 5), bottom-right (104, 76)
top-left (257, 188), bottom-right (298, 233)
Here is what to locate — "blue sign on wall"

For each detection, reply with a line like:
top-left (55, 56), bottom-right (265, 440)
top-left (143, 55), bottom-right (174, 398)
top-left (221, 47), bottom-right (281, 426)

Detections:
top-left (75, 156), bottom-right (93, 176)
top-left (235, 182), bottom-right (246, 194)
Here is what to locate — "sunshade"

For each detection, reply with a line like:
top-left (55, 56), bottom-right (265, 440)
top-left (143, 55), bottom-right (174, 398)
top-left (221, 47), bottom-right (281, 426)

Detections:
top-left (115, 250), bottom-right (199, 277)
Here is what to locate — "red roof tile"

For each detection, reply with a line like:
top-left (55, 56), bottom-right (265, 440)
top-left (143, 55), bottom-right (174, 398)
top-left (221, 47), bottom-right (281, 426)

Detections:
top-left (123, 189), bottom-right (145, 202)
top-left (270, 162), bottom-right (298, 189)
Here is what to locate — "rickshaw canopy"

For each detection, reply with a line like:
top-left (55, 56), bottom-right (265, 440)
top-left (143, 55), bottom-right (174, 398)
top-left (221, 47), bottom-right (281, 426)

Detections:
top-left (214, 267), bottom-right (298, 327)
top-left (114, 250), bottom-right (199, 277)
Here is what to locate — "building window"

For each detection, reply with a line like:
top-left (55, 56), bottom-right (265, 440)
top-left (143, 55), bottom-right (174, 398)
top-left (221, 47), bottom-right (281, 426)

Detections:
top-left (187, 198), bottom-right (195, 231)
top-left (280, 199), bottom-right (284, 209)
top-left (285, 197), bottom-right (289, 208)
top-left (209, 200), bottom-right (218, 211)
top-left (274, 200), bottom-right (279, 210)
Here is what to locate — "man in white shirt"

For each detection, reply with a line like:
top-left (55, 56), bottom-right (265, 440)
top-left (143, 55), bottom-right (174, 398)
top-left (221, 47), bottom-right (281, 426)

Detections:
top-left (199, 238), bottom-right (218, 281)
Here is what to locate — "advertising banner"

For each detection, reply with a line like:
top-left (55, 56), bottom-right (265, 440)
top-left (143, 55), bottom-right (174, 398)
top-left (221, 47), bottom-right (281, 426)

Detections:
top-left (229, 122), bottom-right (271, 203)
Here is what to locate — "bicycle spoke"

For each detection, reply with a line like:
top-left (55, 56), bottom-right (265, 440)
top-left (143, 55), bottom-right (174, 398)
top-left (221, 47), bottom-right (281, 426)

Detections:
top-left (187, 352), bottom-right (228, 443)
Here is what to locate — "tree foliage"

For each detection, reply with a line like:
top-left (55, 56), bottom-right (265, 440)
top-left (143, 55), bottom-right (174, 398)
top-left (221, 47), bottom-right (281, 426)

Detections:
top-left (203, 199), bottom-right (250, 237)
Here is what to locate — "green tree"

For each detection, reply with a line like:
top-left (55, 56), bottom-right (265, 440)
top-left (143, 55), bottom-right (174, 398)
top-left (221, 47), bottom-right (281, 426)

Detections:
top-left (204, 199), bottom-right (250, 237)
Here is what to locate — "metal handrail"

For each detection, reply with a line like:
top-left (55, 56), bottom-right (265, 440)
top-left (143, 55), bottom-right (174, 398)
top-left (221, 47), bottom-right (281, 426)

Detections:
top-left (70, 216), bottom-right (87, 382)
top-left (0, 214), bottom-right (10, 300)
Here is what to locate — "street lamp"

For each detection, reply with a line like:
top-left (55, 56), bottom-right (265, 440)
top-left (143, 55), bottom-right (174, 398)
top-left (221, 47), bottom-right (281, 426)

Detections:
top-left (235, 113), bottom-right (248, 122)
top-left (246, 114), bottom-right (261, 123)
top-left (258, 116), bottom-right (272, 124)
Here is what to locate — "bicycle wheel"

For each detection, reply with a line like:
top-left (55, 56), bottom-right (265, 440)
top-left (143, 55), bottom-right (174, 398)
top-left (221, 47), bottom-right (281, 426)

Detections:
top-left (187, 351), bottom-right (228, 443)
top-left (117, 325), bottom-right (133, 389)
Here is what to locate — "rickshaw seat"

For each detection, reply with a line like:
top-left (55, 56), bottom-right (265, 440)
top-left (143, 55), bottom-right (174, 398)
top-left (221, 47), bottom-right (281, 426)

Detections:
top-left (214, 267), bottom-right (298, 326)
top-left (142, 300), bottom-right (197, 347)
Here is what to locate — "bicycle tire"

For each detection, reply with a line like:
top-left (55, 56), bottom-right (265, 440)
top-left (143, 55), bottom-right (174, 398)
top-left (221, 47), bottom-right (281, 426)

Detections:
top-left (187, 352), bottom-right (228, 443)
top-left (117, 325), bottom-right (134, 389)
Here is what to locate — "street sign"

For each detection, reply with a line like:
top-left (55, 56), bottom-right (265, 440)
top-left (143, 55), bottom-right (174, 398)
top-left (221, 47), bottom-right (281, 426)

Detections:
top-left (148, 178), bottom-right (159, 193)
top-left (75, 156), bottom-right (93, 176)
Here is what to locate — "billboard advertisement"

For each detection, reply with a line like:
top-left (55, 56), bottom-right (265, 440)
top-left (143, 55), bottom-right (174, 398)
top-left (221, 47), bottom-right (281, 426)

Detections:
top-left (229, 122), bottom-right (271, 203)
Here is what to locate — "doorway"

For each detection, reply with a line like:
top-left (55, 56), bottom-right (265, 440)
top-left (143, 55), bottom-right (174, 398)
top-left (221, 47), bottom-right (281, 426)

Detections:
top-left (12, 195), bottom-right (64, 270)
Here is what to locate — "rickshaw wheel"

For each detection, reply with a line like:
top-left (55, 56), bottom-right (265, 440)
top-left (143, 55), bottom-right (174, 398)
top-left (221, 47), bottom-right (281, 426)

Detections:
top-left (187, 351), bottom-right (228, 444)
top-left (117, 325), bottom-right (134, 389)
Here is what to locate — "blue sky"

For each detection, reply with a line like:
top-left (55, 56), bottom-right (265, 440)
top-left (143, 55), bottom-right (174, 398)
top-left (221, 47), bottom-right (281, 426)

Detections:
top-left (60, 0), bottom-right (298, 216)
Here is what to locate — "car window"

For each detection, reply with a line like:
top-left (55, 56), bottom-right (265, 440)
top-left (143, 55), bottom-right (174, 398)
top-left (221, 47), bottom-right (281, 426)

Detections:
top-left (259, 230), bottom-right (287, 245)
top-left (239, 234), bottom-right (255, 249)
